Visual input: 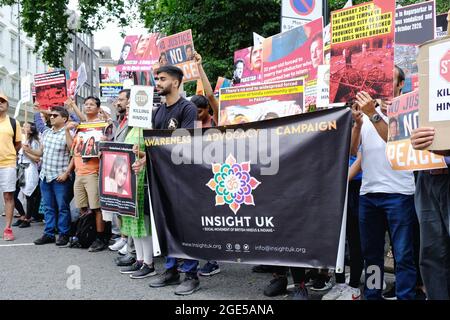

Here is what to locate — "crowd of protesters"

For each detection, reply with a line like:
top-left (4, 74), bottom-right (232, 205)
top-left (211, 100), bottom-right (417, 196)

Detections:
top-left (0, 48), bottom-right (449, 300)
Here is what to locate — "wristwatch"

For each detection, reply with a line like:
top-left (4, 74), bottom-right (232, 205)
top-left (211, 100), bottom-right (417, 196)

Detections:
top-left (369, 113), bottom-right (382, 123)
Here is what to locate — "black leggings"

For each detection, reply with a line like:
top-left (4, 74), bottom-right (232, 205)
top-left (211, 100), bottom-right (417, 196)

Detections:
top-left (335, 179), bottom-right (364, 288)
top-left (14, 186), bottom-right (41, 220)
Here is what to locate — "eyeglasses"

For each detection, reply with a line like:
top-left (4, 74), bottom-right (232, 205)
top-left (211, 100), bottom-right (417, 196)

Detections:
top-left (49, 114), bottom-right (61, 118)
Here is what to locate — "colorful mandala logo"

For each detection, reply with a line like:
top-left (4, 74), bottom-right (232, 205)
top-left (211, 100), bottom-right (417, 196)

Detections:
top-left (206, 154), bottom-right (261, 214)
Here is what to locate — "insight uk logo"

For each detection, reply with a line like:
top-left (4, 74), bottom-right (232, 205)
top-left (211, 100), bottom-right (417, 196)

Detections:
top-left (206, 154), bottom-right (261, 214)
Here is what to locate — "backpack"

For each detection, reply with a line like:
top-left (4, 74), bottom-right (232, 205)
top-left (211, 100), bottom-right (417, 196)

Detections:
top-left (9, 117), bottom-right (16, 145)
top-left (69, 210), bottom-right (96, 248)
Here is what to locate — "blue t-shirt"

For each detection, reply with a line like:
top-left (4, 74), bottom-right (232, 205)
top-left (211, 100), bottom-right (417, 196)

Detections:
top-left (349, 155), bottom-right (362, 180)
top-left (152, 97), bottom-right (197, 130)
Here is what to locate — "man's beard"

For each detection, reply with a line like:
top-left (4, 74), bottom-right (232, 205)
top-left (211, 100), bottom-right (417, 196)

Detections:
top-left (157, 87), bottom-right (172, 96)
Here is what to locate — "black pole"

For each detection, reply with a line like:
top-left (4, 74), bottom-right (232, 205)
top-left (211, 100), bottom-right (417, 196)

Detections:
top-left (323, 0), bottom-right (330, 26)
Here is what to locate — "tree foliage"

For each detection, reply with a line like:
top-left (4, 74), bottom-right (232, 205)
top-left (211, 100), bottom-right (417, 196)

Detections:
top-left (0, 0), bottom-right (448, 75)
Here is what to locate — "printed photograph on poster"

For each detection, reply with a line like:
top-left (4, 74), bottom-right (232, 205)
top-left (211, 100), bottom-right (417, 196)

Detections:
top-left (262, 17), bottom-right (323, 83)
top-left (219, 79), bottom-right (304, 125)
top-left (157, 29), bottom-right (200, 82)
top-left (67, 71), bottom-right (78, 99)
top-left (214, 77), bottom-right (232, 95)
top-left (74, 122), bottom-right (109, 158)
top-left (394, 1), bottom-right (435, 93)
top-left (233, 47), bottom-right (262, 86)
top-left (386, 90), bottom-right (446, 171)
top-left (99, 143), bottom-right (137, 217)
top-left (116, 33), bottom-right (161, 72)
top-left (436, 13), bottom-right (449, 38)
top-left (34, 70), bottom-right (68, 110)
top-left (330, 0), bottom-right (396, 103)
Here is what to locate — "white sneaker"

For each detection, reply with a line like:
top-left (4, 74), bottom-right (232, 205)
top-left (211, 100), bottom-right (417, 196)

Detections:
top-left (109, 238), bottom-right (127, 251)
top-left (322, 283), bottom-right (347, 300)
top-left (118, 243), bottom-right (128, 255)
top-left (337, 286), bottom-right (361, 300)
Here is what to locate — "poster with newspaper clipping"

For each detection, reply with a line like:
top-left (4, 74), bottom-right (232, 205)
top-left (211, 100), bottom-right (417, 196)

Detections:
top-left (219, 79), bottom-right (304, 125)
top-left (394, 1), bottom-right (436, 94)
top-left (386, 90), bottom-right (446, 170)
top-left (330, 0), bottom-right (396, 103)
top-left (34, 70), bottom-right (67, 110)
top-left (116, 33), bottom-right (161, 72)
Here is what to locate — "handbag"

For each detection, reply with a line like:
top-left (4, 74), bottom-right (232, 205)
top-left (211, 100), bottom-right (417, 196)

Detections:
top-left (16, 162), bottom-right (29, 188)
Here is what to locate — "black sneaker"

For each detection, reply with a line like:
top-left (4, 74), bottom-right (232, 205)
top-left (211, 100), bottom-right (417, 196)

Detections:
top-left (415, 288), bottom-right (427, 300)
top-left (115, 254), bottom-right (136, 267)
top-left (18, 221), bottom-right (31, 228)
top-left (56, 234), bottom-right (70, 246)
top-left (120, 261), bottom-right (143, 274)
top-left (34, 234), bottom-right (55, 245)
top-left (130, 263), bottom-right (157, 279)
top-left (12, 219), bottom-right (24, 227)
top-left (252, 265), bottom-right (277, 273)
top-left (310, 274), bottom-right (333, 291)
top-left (175, 275), bottom-right (200, 295)
top-left (382, 285), bottom-right (397, 300)
top-left (149, 268), bottom-right (181, 288)
top-left (88, 238), bottom-right (108, 252)
top-left (263, 276), bottom-right (288, 297)
top-left (292, 284), bottom-right (309, 300)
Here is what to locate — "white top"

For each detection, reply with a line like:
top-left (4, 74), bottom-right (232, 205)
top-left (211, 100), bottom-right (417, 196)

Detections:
top-left (359, 110), bottom-right (415, 195)
top-left (18, 139), bottom-right (40, 197)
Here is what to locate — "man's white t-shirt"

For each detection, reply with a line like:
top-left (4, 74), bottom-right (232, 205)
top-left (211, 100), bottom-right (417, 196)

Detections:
top-left (360, 111), bottom-right (415, 195)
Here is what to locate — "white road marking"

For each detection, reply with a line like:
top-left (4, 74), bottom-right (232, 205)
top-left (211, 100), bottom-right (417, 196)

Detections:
top-left (0, 242), bottom-right (35, 247)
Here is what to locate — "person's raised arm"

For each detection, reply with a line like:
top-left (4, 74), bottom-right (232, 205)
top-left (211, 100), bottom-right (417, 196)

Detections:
top-left (65, 97), bottom-right (86, 122)
top-left (356, 91), bottom-right (388, 142)
top-left (33, 103), bottom-right (48, 134)
top-left (65, 121), bottom-right (78, 150)
top-left (350, 104), bottom-right (363, 156)
top-left (194, 52), bottom-right (219, 126)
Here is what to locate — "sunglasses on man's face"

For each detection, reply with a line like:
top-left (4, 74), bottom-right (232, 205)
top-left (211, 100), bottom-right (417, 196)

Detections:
top-left (49, 113), bottom-right (61, 118)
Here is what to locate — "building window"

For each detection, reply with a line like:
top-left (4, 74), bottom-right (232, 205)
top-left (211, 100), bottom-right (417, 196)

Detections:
top-left (27, 49), bottom-right (31, 70)
top-left (10, 36), bottom-right (17, 61)
top-left (11, 81), bottom-right (17, 98)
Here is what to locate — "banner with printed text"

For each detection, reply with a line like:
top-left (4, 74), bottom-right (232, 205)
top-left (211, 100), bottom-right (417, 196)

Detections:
top-left (144, 107), bottom-right (351, 268)
top-left (34, 70), bottom-right (67, 110)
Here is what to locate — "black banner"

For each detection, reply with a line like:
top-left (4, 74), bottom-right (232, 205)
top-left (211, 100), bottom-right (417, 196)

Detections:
top-left (99, 142), bottom-right (137, 217)
top-left (144, 107), bottom-right (352, 268)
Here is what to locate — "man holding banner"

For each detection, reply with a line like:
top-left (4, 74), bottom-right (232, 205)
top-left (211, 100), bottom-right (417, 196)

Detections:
top-left (134, 65), bottom-right (200, 295)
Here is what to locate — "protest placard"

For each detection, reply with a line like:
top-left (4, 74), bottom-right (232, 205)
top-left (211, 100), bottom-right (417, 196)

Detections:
top-left (67, 71), bottom-right (78, 99)
top-left (219, 79), bottom-right (304, 125)
top-left (436, 13), bottom-right (449, 38)
top-left (20, 75), bottom-right (32, 103)
top-left (75, 63), bottom-right (87, 96)
top-left (99, 142), bottom-right (137, 217)
top-left (157, 29), bottom-right (200, 82)
top-left (34, 70), bottom-right (67, 110)
top-left (233, 47), bottom-right (262, 86)
top-left (418, 36), bottom-right (450, 150)
top-left (262, 17), bottom-right (323, 83)
top-left (330, 0), bottom-right (395, 103)
top-left (129, 86), bottom-right (154, 128)
top-left (116, 33), bottom-right (161, 72)
top-left (73, 121), bottom-right (109, 159)
top-left (214, 77), bottom-right (232, 95)
top-left (386, 90), bottom-right (446, 170)
top-left (316, 65), bottom-right (330, 109)
top-left (394, 1), bottom-right (436, 93)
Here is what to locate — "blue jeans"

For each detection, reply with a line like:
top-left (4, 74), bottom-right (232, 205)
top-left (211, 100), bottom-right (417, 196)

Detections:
top-left (40, 178), bottom-right (73, 237)
top-left (359, 193), bottom-right (416, 300)
top-left (165, 257), bottom-right (199, 277)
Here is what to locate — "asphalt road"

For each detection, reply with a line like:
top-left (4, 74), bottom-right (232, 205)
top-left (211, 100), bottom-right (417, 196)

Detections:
top-left (0, 215), bottom-right (347, 300)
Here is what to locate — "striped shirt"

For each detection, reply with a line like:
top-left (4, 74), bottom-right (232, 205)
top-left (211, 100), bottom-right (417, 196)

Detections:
top-left (39, 126), bottom-right (70, 182)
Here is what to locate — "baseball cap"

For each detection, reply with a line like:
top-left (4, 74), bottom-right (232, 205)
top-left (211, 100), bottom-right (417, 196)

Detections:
top-left (0, 93), bottom-right (8, 102)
